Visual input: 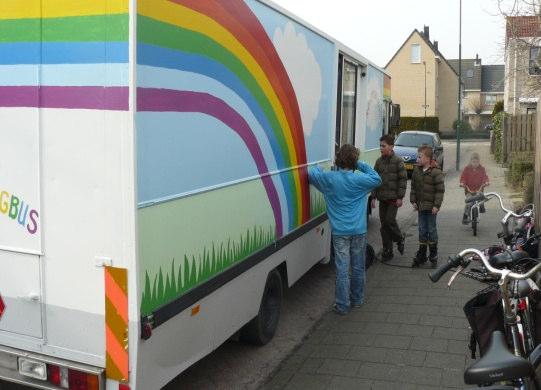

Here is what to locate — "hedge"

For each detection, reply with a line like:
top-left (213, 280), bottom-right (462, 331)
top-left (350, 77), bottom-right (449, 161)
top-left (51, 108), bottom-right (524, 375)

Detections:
top-left (393, 116), bottom-right (439, 134)
top-left (492, 112), bottom-right (506, 163)
top-left (452, 119), bottom-right (473, 132)
top-left (506, 151), bottom-right (535, 189)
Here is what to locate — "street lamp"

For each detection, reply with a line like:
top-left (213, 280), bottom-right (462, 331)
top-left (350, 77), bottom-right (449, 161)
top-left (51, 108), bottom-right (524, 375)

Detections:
top-left (456, 0), bottom-right (462, 171)
top-left (422, 61), bottom-right (428, 131)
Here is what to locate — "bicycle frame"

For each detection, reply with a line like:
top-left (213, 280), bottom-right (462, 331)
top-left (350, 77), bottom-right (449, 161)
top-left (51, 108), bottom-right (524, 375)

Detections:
top-left (461, 249), bottom-right (541, 356)
top-left (466, 191), bottom-right (535, 246)
top-left (431, 248), bottom-right (541, 388)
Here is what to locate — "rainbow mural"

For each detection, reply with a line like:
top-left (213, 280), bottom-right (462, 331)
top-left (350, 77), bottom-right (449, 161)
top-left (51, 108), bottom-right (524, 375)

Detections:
top-left (137, 0), bottom-right (311, 237)
top-left (0, 1), bottom-right (129, 111)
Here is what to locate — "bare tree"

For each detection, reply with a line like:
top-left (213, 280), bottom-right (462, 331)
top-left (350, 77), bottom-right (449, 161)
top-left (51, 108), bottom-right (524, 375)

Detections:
top-left (466, 96), bottom-right (483, 115)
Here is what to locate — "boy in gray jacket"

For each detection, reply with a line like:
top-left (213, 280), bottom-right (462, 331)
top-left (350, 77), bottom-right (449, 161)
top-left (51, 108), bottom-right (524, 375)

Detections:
top-left (410, 145), bottom-right (445, 268)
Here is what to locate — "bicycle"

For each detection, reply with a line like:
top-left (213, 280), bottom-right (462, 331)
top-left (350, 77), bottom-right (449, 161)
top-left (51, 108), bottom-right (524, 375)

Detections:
top-left (463, 184), bottom-right (488, 236)
top-left (430, 248), bottom-right (541, 389)
top-left (466, 192), bottom-right (536, 251)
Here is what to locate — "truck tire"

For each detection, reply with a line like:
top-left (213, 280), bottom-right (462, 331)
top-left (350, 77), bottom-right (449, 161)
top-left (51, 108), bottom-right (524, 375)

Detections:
top-left (240, 269), bottom-right (283, 345)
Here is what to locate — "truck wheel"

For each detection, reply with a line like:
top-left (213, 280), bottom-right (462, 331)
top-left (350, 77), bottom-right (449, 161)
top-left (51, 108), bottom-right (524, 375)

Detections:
top-left (240, 269), bottom-right (283, 345)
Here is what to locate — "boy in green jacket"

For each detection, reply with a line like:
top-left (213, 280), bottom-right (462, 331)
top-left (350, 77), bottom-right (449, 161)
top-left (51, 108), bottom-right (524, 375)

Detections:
top-left (372, 134), bottom-right (407, 262)
top-left (410, 145), bottom-right (445, 268)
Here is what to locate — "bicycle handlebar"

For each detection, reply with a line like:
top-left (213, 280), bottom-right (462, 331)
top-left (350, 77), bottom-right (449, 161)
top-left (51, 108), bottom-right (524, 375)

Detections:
top-left (464, 191), bottom-right (534, 219)
top-left (429, 256), bottom-right (461, 282)
top-left (429, 248), bottom-right (541, 284)
top-left (465, 193), bottom-right (486, 204)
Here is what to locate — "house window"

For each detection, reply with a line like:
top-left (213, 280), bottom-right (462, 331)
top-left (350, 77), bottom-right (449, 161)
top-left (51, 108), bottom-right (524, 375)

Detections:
top-left (529, 46), bottom-right (541, 75)
top-left (466, 69), bottom-right (474, 78)
top-left (485, 95), bottom-right (497, 105)
top-left (411, 44), bottom-right (421, 63)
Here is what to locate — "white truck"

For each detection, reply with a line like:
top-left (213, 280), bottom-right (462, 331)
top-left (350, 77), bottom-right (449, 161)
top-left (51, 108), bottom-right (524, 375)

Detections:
top-left (0, 1), bottom-right (393, 389)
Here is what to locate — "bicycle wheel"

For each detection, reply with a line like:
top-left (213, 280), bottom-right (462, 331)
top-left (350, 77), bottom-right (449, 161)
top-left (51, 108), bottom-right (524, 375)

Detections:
top-left (472, 208), bottom-right (478, 236)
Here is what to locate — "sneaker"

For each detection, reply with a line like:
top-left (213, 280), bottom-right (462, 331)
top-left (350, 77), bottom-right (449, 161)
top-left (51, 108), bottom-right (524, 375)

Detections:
top-left (462, 215), bottom-right (470, 225)
top-left (430, 260), bottom-right (438, 269)
top-left (351, 302), bottom-right (364, 308)
top-left (397, 235), bottom-right (405, 255)
top-left (332, 304), bottom-right (348, 316)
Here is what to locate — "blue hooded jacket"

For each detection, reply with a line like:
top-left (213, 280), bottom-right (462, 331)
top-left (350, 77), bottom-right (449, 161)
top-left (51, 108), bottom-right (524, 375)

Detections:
top-left (308, 161), bottom-right (381, 236)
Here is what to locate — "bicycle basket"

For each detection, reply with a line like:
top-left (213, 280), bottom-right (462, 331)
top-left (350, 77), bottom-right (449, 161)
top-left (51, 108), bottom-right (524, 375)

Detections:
top-left (463, 287), bottom-right (505, 358)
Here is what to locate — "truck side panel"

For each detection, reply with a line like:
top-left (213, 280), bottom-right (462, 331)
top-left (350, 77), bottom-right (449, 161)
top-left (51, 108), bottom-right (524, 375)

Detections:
top-left (136, 0), bottom-right (334, 316)
top-left (135, 0), bottom-right (334, 386)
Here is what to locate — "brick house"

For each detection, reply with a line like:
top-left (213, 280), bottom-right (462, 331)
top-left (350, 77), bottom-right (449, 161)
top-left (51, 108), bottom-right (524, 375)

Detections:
top-left (448, 57), bottom-right (504, 130)
top-left (504, 15), bottom-right (541, 115)
top-left (385, 26), bottom-right (460, 136)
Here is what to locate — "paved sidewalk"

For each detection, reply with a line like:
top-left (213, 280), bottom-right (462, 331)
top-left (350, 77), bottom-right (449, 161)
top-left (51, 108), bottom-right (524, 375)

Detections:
top-left (262, 141), bottom-right (513, 389)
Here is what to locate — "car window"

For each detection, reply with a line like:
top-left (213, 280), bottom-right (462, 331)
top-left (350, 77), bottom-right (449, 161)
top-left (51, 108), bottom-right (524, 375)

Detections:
top-left (395, 133), bottom-right (434, 147)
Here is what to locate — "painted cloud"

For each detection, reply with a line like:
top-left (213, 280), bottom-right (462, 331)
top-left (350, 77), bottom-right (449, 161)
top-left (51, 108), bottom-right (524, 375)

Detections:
top-left (367, 76), bottom-right (383, 132)
top-left (273, 22), bottom-right (321, 136)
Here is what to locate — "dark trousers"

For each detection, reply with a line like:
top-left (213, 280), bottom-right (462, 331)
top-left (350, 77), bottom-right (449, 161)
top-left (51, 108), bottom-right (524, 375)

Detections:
top-left (379, 201), bottom-right (402, 251)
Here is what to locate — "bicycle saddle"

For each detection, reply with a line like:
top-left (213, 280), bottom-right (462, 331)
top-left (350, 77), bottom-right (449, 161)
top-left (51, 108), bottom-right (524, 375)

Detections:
top-left (489, 250), bottom-right (529, 268)
top-left (464, 331), bottom-right (533, 385)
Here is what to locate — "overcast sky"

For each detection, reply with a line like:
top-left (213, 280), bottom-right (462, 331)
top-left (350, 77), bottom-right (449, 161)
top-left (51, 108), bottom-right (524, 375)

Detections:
top-left (270, 0), bottom-right (510, 68)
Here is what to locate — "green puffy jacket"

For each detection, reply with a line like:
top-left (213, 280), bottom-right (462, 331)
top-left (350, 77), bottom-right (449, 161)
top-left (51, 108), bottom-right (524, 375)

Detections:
top-left (410, 166), bottom-right (445, 211)
top-left (373, 152), bottom-right (407, 201)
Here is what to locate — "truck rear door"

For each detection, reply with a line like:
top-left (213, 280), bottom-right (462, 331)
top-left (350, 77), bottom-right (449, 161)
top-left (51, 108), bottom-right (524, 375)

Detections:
top-left (0, 106), bottom-right (43, 339)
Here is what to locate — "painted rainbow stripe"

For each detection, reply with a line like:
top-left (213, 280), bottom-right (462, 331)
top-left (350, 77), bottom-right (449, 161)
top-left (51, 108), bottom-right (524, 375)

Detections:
top-left (137, 0), bottom-right (310, 235)
top-left (0, 0), bottom-right (129, 111)
top-left (384, 74), bottom-right (391, 100)
top-left (105, 266), bottom-right (129, 383)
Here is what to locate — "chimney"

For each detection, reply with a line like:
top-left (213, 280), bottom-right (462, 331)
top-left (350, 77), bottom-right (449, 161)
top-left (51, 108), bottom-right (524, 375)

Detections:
top-left (423, 25), bottom-right (430, 40)
top-left (433, 40), bottom-right (438, 51)
top-left (475, 53), bottom-right (481, 65)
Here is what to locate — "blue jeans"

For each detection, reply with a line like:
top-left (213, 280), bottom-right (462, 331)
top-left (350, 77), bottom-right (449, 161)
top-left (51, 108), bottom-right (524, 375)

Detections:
top-left (332, 234), bottom-right (367, 313)
top-left (418, 211), bottom-right (438, 243)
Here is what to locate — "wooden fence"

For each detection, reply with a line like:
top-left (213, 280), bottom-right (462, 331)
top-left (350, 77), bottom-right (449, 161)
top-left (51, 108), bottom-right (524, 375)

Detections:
top-left (535, 103), bottom-right (540, 253)
top-left (502, 114), bottom-right (537, 163)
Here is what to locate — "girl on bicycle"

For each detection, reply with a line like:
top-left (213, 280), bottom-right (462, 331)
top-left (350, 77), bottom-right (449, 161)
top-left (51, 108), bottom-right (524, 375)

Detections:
top-left (460, 152), bottom-right (489, 224)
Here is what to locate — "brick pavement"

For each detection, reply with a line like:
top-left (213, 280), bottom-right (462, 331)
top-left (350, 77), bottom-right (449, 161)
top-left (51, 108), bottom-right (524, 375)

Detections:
top-left (262, 141), bottom-right (513, 390)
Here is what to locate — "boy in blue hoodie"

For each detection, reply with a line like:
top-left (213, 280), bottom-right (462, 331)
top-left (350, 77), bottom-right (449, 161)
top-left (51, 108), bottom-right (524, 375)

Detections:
top-left (308, 144), bottom-right (382, 315)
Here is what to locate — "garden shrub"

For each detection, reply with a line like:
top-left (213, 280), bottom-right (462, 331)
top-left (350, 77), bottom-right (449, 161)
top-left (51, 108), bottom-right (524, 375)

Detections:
top-left (396, 117), bottom-right (439, 134)
top-left (507, 152), bottom-right (535, 189)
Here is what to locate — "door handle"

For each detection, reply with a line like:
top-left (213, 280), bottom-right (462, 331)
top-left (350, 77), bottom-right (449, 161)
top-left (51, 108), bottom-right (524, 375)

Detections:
top-left (18, 293), bottom-right (40, 303)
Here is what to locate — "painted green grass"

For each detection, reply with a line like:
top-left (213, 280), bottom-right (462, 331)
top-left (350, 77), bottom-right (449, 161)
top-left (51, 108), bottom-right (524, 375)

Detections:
top-left (141, 225), bottom-right (275, 315)
top-left (310, 191), bottom-right (326, 218)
